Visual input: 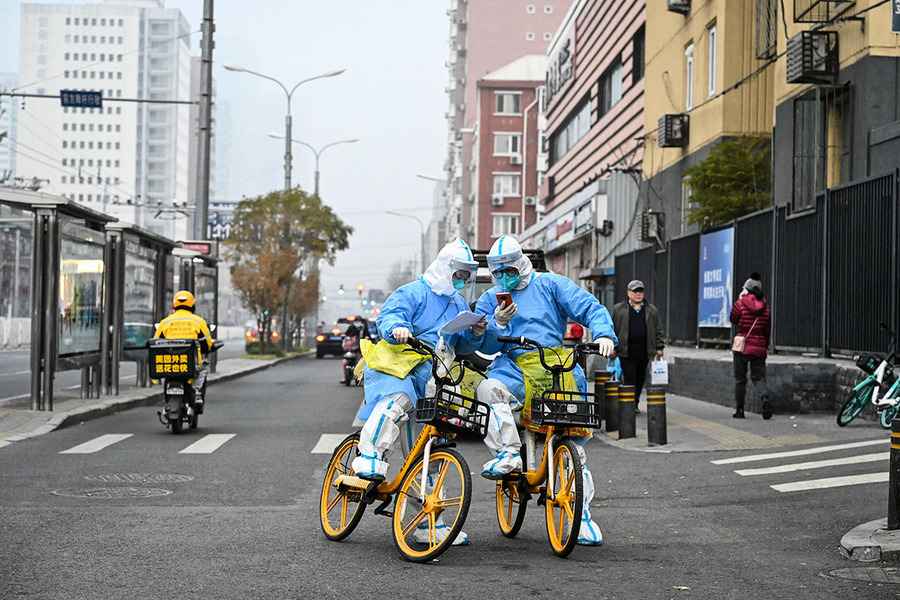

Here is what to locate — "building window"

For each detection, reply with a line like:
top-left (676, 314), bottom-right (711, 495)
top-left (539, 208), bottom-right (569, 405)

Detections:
top-left (73, 35), bottom-right (79, 43)
top-left (495, 92), bottom-right (522, 115)
top-left (684, 42), bottom-right (695, 110)
top-left (550, 96), bottom-right (591, 165)
top-left (492, 214), bottom-right (521, 237)
top-left (101, 18), bottom-right (106, 26)
top-left (526, 32), bottom-right (536, 41)
top-left (707, 24), bottom-right (717, 97)
top-left (116, 107), bottom-right (121, 114)
top-left (118, 19), bottom-right (124, 26)
top-left (632, 26), bottom-right (645, 84)
top-left (74, 18), bottom-right (80, 25)
top-left (792, 91), bottom-right (827, 212)
top-left (527, 4), bottom-right (536, 14)
top-left (598, 58), bottom-right (623, 118)
top-left (492, 173), bottom-right (521, 197)
top-left (91, 18), bottom-right (97, 26)
top-left (493, 133), bottom-right (522, 156)
top-left (62, 141), bottom-right (68, 148)
top-left (66, 17), bottom-right (71, 25)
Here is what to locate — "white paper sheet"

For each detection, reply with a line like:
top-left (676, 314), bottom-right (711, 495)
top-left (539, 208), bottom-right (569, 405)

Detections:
top-left (439, 311), bottom-right (486, 335)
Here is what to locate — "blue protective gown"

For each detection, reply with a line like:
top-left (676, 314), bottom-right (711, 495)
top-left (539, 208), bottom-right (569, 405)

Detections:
top-left (474, 272), bottom-right (618, 399)
top-left (357, 278), bottom-right (479, 421)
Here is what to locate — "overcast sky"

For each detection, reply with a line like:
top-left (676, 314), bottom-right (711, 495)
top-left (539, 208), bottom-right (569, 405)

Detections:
top-left (1, 0), bottom-right (447, 322)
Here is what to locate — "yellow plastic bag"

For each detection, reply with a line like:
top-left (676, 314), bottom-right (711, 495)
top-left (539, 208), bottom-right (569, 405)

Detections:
top-left (515, 348), bottom-right (592, 438)
top-left (359, 338), bottom-right (429, 379)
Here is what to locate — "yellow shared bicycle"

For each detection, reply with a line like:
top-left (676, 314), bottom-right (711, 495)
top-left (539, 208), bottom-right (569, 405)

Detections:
top-left (492, 335), bottom-right (604, 558)
top-left (319, 337), bottom-right (490, 562)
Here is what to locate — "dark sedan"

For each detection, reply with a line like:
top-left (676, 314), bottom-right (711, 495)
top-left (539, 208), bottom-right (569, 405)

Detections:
top-left (315, 325), bottom-right (345, 358)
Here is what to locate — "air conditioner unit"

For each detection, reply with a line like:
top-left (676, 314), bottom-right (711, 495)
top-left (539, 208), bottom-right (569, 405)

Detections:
top-left (667, 0), bottom-right (690, 15)
top-left (491, 195), bottom-right (504, 207)
top-left (657, 114), bottom-right (689, 148)
top-left (524, 196), bottom-right (536, 206)
top-left (510, 155), bottom-right (522, 166)
top-left (786, 31), bottom-right (839, 85)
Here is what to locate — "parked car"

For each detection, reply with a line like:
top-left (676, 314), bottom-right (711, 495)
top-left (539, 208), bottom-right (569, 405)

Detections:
top-left (244, 320), bottom-right (281, 352)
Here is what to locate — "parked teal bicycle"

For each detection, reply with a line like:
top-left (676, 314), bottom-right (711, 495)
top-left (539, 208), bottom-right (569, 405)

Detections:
top-left (838, 323), bottom-right (900, 429)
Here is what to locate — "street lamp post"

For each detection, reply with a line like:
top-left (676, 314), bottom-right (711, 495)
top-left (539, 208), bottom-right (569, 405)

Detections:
top-left (223, 65), bottom-right (345, 191)
top-left (386, 211), bottom-right (425, 274)
top-left (224, 65), bottom-right (344, 350)
top-left (267, 134), bottom-right (359, 197)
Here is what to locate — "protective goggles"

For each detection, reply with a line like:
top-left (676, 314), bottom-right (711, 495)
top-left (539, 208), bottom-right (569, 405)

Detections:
top-left (452, 269), bottom-right (473, 282)
top-left (487, 249), bottom-right (523, 273)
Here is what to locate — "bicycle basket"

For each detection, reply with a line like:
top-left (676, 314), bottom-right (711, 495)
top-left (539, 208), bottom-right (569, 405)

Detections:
top-left (855, 354), bottom-right (882, 375)
top-left (532, 390), bottom-right (601, 429)
top-left (148, 339), bottom-right (198, 380)
top-left (416, 388), bottom-right (489, 439)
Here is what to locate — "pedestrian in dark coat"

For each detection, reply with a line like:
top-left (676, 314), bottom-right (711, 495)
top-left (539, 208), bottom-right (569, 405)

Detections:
top-left (612, 280), bottom-right (665, 411)
top-left (730, 273), bottom-right (772, 419)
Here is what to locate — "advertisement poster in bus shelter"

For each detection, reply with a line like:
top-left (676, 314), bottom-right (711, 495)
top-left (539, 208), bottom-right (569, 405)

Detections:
top-left (697, 227), bottom-right (734, 328)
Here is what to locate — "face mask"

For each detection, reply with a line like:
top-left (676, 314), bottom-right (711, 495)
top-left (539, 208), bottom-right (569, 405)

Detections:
top-left (452, 278), bottom-right (466, 291)
top-left (498, 272), bottom-right (521, 292)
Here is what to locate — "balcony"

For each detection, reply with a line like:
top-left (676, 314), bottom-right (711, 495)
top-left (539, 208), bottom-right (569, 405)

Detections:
top-left (794, 0), bottom-right (854, 23)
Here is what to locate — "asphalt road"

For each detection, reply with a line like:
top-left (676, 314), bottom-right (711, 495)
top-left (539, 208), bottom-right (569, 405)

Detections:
top-left (0, 355), bottom-right (895, 599)
top-left (0, 345), bottom-right (246, 405)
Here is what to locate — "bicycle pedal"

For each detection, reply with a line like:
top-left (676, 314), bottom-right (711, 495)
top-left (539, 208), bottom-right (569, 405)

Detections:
top-left (373, 497), bottom-right (393, 518)
top-left (335, 474), bottom-right (376, 492)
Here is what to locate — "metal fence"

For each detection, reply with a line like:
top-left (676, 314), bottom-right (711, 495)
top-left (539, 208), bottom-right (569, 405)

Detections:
top-left (612, 170), bottom-right (899, 356)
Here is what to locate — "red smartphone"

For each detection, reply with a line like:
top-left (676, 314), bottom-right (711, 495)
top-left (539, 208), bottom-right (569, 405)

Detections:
top-left (496, 292), bottom-right (513, 309)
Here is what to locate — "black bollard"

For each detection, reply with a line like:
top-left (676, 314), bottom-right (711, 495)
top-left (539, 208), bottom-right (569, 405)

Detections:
top-left (618, 384), bottom-right (636, 440)
top-left (594, 370), bottom-right (611, 429)
top-left (604, 381), bottom-right (620, 433)
top-left (647, 386), bottom-right (667, 446)
top-left (889, 417), bottom-right (900, 530)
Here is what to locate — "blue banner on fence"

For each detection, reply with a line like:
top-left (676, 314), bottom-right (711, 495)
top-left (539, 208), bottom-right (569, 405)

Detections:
top-left (697, 227), bottom-right (734, 328)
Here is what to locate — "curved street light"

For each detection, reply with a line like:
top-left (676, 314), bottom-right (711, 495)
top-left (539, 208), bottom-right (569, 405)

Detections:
top-left (223, 65), bottom-right (346, 191)
top-left (267, 134), bottom-right (359, 196)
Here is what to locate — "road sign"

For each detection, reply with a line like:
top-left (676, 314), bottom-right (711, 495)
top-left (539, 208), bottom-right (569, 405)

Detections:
top-left (60, 90), bottom-right (102, 109)
top-left (893, 1), bottom-right (900, 34)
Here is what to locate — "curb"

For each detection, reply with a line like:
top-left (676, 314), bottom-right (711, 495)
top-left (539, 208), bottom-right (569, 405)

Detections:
top-left (4, 351), bottom-right (313, 444)
top-left (840, 518), bottom-right (900, 563)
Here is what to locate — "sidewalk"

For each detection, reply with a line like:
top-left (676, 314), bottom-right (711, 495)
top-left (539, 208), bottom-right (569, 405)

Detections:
top-left (0, 353), bottom-right (309, 448)
top-left (594, 392), bottom-right (885, 453)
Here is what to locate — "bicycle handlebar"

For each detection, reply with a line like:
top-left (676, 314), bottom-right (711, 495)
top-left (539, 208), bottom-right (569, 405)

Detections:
top-left (405, 336), bottom-right (466, 387)
top-left (495, 335), bottom-right (601, 373)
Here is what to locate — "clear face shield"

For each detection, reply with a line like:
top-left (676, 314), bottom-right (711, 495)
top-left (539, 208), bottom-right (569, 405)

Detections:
top-left (449, 257), bottom-right (479, 304)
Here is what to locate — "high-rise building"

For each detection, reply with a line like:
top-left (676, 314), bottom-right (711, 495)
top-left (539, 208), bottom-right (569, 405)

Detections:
top-left (0, 73), bottom-right (17, 183)
top-left (444, 0), bottom-right (569, 244)
top-left (15, 0), bottom-right (193, 240)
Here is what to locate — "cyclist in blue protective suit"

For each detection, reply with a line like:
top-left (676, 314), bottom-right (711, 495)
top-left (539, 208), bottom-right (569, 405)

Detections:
top-left (473, 234), bottom-right (617, 546)
top-left (351, 238), bottom-right (482, 545)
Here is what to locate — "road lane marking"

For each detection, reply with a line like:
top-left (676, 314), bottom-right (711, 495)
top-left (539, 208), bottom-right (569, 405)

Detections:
top-left (734, 452), bottom-right (889, 476)
top-left (311, 434), bottom-right (350, 454)
top-left (0, 393), bottom-right (30, 404)
top-left (60, 434), bottom-right (133, 454)
top-left (0, 370), bottom-right (30, 377)
top-left (179, 434), bottom-right (236, 454)
top-left (771, 472), bottom-right (888, 493)
top-left (710, 439), bottom-right (885, 465)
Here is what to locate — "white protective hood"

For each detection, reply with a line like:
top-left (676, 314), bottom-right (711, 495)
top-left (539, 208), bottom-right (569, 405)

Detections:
top-left (421, 238), bottom-right (479, 297)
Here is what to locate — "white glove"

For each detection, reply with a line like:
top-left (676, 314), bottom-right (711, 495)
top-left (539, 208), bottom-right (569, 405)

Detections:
top-left (494, 303), bottom-right (517, 327)
top-left (392, 327), bottom-right (411, 343)
top-left (594, 337), bottom-right (615, 357)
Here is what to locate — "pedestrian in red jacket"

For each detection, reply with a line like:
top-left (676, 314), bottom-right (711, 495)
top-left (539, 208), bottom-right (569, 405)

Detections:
top-left (730, 273), bottom-right (772, 419)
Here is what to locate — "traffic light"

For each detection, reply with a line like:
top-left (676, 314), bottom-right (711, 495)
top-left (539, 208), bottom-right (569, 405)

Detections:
top-left (357, 283), bottom-right (364, 297)
top-left (338, 284), bottom-right (345, 296)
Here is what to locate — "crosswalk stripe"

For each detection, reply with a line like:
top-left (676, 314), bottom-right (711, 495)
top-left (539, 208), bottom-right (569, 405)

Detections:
top-left (734, 452), bottom-right (889, 476)
top-left (771, 472), bottom-right (888, 493)
top-left (60, 434), bottom-right (133, 454)
top-left (178, 434), bottom-right (236, 454)
top-left (710, 439), bottom-right (885, 465)
top-left (312, 434), bottom-right (350, 454)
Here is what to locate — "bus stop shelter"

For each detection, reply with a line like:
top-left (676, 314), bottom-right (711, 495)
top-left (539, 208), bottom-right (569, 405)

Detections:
top-left (101, 223), bottom-right (177, 394)
top-left (0, 189), bottom-right (115, 411)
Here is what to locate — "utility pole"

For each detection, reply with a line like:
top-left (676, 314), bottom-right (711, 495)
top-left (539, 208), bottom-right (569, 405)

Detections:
top-left (194, 0), bottom-right (215, 240)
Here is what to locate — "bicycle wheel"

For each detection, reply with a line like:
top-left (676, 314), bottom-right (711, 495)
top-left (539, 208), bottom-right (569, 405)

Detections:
top-left (544, 438), bottom-right (583, 558)
top-left (496, 479), bottom-right (527, 538)
top-left (319, 433), bottom-right (367, 541)
top-left (837, 379), bottom-right (874, 427)
top-left (879, 403), bottom-right (900, 429)
top-left (392, 447), bottom-right (471, 563)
